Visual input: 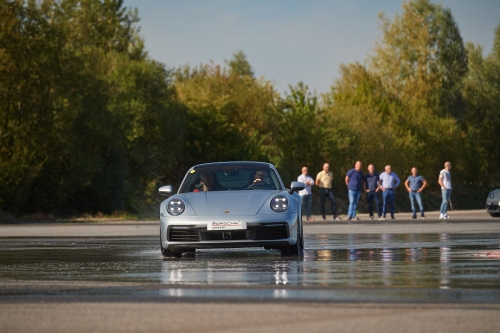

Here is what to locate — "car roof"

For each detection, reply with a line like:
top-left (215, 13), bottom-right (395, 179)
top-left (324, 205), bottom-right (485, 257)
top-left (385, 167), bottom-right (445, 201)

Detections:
top-left (179, 161), bottom-right (285, 192)
top-left (192, 161), bottom-right (274, 169)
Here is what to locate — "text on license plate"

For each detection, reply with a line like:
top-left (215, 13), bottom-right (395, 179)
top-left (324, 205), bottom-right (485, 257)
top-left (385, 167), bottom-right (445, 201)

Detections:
top-left (208, 221), bottom-right (246, 230)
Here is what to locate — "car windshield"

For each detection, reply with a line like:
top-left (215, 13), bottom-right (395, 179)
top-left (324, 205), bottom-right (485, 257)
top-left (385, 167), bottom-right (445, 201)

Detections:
top-left (178, 164), bottom-right (283, 193)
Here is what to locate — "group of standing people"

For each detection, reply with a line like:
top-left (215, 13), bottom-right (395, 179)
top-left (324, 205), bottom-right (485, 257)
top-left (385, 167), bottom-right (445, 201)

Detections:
top-left (297, 162), bottom-right (453, 221)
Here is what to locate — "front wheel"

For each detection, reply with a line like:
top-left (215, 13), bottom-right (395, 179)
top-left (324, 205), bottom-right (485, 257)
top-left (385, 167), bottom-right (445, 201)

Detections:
top-left (280, 224), bottom-right (303, 256)
top-left (489, 212), bottom-right (500, 218)
top-left (160, 232), bottom-right (182, 258)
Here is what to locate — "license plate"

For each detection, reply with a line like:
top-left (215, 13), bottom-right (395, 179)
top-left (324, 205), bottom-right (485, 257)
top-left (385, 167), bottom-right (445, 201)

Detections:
top-left (208, 221), bottom-right (246, 230)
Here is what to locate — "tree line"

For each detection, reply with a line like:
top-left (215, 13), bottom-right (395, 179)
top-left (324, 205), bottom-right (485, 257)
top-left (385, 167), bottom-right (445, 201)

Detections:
top-left (1, 0), bottom-right (499, 217)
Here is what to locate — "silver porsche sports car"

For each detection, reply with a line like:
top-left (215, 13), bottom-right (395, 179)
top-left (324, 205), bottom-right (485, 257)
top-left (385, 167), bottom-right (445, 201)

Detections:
top-left (158, 161), bottom-right (305, 257)
top-left (486, 189), bottom-right (500, 217)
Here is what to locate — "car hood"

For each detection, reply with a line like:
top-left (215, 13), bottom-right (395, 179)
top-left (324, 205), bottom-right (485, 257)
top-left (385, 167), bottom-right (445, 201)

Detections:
top-left (181, 190), bottom-right (280, 216)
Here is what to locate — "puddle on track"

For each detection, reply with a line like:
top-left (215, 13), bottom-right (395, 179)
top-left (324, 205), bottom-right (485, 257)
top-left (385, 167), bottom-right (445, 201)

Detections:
top-left (1, 233), bottom-right (499, 291)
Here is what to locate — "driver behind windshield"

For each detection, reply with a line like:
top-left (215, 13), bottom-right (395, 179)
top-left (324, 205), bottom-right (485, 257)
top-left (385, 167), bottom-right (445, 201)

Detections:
top-left (248, 170), bottom-right (272, 188)
top-left (253, 171), bottom-right (267, 184)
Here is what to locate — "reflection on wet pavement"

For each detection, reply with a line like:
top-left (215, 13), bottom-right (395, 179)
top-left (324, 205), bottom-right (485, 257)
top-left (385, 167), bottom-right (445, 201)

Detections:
top-left (1, 233), bottom-right (499, 292)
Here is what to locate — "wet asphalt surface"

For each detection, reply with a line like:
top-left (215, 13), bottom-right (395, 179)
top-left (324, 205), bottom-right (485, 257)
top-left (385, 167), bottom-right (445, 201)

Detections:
top-left (1, 220), bottom-right (500, 303)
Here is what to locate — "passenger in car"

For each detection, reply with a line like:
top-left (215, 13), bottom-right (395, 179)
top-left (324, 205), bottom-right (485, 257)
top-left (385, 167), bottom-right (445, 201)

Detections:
top-left (194, 173), bottom-right (219, 192)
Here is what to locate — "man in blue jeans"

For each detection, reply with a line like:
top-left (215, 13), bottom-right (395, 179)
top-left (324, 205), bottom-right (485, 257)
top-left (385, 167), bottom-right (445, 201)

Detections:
top-left (345, 161), bottom-right (364, 220)
top-left (378, 165), bottom-right (400, 220)
top-left (404, 167), bottom-right (427, 220)
top-left (363, 164), bottom-right (382, 220)
top-left (438, 162), bottom-right (452, 219)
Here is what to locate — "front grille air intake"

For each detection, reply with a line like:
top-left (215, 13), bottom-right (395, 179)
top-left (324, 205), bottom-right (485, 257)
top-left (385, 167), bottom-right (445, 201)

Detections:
top-left (253, 224), bottom-right (289, 240)
top-left (168, 223), bottom-right (289, 242)
top-left (168, 227), bottom-right (200, 242)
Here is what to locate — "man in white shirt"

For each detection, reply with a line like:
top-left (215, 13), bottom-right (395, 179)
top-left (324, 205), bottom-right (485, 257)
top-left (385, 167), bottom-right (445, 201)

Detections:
top-left (438, 161), bottom-right (452, 219)
top-left (298, 166), bottom-right (315, 221)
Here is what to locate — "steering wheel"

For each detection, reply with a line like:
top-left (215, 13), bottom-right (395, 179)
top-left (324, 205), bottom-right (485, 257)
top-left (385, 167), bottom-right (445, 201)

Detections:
top-left (245, 181), bottom-right (270, 190)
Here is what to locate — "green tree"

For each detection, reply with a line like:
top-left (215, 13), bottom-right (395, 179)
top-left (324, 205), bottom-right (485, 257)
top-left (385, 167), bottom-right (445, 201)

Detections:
top-left (436, 7), bottom-right (468, 120)
top-left (0, 0), bottom-right (70, 212)
top-left (278, 82), bottom-right (321, 182)
top-left (173, 61), bottom-right (281, 173)
top-left (227, 50), bottom-right (254, 77)
top-left (366, 0), bottom-right (463, 180)
top-left (0, 0), bottom-right (185, 215)
top-left (325, 63), bottom-right (393, 173)
top-left (460, 24), bottom-right (500, 185)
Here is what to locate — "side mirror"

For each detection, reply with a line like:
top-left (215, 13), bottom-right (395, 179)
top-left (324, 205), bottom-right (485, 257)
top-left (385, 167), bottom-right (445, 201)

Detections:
top-left (159, 185), bottom-right (173, 196)
top-left (290, 181), bottom-right (305, 193)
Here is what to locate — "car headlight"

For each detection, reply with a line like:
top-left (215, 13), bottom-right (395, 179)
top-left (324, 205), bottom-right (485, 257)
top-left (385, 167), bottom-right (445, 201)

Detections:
top-left (167, 198), bottom-right (185, 216)
top-left (271, 196), bottom-right (289, 212)
top-left (489, 192), bottom-right (495, 199)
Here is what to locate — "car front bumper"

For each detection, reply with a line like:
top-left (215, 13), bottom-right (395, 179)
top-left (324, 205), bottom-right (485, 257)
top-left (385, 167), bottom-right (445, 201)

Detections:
top-left (486, 200), bottom-right (500, 213)
top-left (160, 213), bottom-right (299, 252)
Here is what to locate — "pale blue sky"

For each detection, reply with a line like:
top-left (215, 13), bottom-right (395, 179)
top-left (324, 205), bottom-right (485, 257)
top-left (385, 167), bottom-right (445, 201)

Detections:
top-left (125, 0), bottom-right (500, 94)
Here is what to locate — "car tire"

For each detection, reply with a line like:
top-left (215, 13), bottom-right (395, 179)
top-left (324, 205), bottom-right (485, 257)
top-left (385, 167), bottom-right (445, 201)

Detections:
top-left (489, 212), bottom-right (500, 218)
top-left (280, 222), bottom-right (303, 256)
top-left (160, 232), bottom-right (182, 258)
